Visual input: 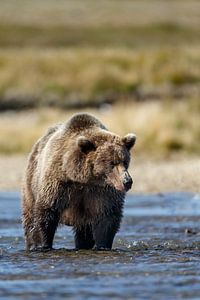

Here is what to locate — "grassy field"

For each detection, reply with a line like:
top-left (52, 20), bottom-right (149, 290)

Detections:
top-left (0, 0), bottom-right (200, 159)
top-left (0, 22), bottom-right (200, 49)
top-left (1, 0), bottom-right (200, 28)
top-left (1, 0), bottom-right (200, 109)
top-left (0, 99), bottom-right (199, 157)
top-left (0, 47), bottom-right (200, 110)
top-left (0, 0), bottom-right (200, 49)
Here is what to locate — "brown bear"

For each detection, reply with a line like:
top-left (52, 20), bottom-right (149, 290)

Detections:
top-left (22, 113), bottom-right (136, 251)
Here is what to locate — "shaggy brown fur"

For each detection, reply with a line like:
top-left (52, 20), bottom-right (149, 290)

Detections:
top-left (22, 113), bottom-right (136, 251)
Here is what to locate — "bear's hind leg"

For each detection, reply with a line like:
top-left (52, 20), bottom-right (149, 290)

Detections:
top-left (74, 225), bottom-right (95, 250)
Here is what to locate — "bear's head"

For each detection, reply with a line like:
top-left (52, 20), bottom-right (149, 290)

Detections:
top-left (75, 131), bottom-right (136, 192)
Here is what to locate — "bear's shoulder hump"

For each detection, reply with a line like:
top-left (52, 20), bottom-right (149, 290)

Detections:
top-left (65, 113), bottom-right (107, 133)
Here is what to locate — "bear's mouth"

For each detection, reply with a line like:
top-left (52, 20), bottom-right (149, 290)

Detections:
top-left (114, 182), bottom-right (132, 192)
top-left (114, 183), bottom-right (126, 192)
top-left (106, 165), bottom-right (132, 192)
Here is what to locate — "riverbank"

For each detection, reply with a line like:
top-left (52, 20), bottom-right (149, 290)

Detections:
top-left (0, 155), bottom-right (199, 193)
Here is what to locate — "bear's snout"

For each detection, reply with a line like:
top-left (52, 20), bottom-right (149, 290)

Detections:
top-left (123, 172), bottom-right (133, 191)
top-left (106, 166), bottom-right (133, 192)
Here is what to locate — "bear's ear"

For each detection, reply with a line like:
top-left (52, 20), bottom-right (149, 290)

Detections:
top-left (122, 133), bottom-right (136, 150)
top-left (77, 136), bottom-right (96, 154)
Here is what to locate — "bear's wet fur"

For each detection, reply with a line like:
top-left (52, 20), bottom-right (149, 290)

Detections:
top-left (22, 113), bottom-right (136, 251)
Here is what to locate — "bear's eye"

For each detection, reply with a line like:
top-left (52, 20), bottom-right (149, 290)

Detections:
top-left (111, 162), bottom-right (116, 169)
top-left (123, 161), bottom-right (129, 169)
top-left (111, 161), bottom-right (119, 169)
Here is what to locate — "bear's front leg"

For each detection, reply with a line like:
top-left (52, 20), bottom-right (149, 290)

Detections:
top-left (92, 216), bottom-right (120, 250)
top-left (31, 204), bottom-right (60, 251)
top-left (75, 224), bottom-right (95, 250)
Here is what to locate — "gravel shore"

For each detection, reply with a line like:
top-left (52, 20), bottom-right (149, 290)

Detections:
top-left (0, 155), bottom-right (199, 193)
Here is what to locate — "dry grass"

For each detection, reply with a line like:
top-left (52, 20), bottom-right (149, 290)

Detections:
top-left (0, 0), bottom-right (200, 108)
top-left (1, 0), bottom-right (200, 28)
top-left (0, 0), bottom-right (200, 48)
top-left (0, 22), bottom-right (199, 49)
top-left (0, 99), bottom-right (199, 157)
top-left (0, 47), bottom-right (200, 109)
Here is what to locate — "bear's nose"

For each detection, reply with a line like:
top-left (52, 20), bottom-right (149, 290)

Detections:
top-left (123, 173), bottom-right (133, 191)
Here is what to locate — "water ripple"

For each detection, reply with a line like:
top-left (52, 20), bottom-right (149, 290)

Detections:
top-left (1, 192), bottom-right (200, 299)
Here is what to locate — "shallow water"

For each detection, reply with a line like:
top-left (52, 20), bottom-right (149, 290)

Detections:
top-left (1, 192), bottom-right (200, 300)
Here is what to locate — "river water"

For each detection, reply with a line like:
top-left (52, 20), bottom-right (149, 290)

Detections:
top-left (1, 192), bottom-right (200, 299)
